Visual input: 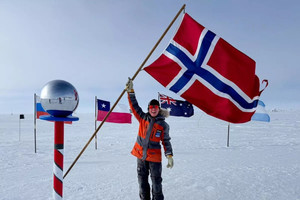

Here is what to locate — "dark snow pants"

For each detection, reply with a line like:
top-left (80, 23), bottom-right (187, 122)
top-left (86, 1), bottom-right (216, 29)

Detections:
top-left (137, 158), bottom-right (164, 200)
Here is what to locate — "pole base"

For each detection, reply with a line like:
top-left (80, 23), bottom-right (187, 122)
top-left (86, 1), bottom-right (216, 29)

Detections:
top-left (39, 115), bottom-right (79, 122)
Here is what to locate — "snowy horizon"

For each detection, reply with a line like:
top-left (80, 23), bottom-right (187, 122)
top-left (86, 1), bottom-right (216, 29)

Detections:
top-left (1, 109), bottom-right (299, 199)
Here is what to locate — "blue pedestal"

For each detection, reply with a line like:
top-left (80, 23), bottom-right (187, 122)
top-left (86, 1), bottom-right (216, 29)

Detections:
top-left (39, 115), bottom-right (79, 122)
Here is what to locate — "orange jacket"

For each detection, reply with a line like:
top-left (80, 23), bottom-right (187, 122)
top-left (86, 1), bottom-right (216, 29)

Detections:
top-left (128, 92), bottom-right (173, 162)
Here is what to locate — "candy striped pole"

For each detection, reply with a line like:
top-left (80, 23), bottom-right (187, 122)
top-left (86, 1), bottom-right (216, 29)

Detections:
top-left (40, 115), bottom-right (78, 199)
top-left (53, 121), bottom-right (64, 199)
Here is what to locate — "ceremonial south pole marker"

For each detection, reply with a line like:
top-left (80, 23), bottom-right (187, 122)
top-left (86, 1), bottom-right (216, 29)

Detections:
top-left (39, 80), bottom-right (79, 200)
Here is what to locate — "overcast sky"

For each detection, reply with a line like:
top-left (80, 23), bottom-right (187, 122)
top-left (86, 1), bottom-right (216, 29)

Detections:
top-left (0, 0), bottom-right (299, 114)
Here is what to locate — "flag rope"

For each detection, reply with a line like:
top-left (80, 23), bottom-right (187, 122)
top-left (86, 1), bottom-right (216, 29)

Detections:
top-left (63, 4), bottom-right (186, 179)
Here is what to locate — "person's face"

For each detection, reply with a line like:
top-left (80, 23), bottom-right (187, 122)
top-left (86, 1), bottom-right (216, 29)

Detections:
top-left (149, 105), bottom-right (159, 117)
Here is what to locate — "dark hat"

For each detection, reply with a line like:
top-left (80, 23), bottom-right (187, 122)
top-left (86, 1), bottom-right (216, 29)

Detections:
top-left (148, 99), bottom-right (160, 107)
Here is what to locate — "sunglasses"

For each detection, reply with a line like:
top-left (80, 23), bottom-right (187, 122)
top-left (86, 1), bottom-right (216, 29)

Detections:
top-left (149, 105), bottom-right (159, 109)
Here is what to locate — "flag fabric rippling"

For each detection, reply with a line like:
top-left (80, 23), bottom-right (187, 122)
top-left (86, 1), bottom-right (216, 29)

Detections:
top-left (251, 100), bottom-right (270, 122)
top-left (159, 93), bottom-right (193, 117)
top-left (36, 95), bottom-right (49, 119)
top-left (144, 13), bottom-right (267, 123)
top-left (97, 99), bottom-right (132, 124)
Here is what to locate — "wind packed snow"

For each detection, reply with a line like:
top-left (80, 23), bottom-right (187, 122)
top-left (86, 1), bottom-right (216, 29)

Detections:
top-left (0, 110), bottom-right (299, 200)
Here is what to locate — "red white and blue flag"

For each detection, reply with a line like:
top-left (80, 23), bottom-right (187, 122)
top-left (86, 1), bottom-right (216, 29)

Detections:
top-left (35, 95), bottom-right (72, 124)
top-left (144, 13), bottom-right (267, 123)
top-left (159, 93), bottom-right (194, 117)
top-left (36, 95), bottom-right (49, 119)
top-left (97, 99), bottom-right (132, 124)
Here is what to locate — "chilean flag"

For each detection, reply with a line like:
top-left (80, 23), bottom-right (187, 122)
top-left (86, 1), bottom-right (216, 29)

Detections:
top-left (144, 13), bottom-right (267, 123)
top-left (97, 99), bottom-right (132, 124)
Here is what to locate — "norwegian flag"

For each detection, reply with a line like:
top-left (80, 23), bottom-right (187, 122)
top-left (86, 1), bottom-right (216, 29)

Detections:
top-left (144, 13), bottom-right (267, 123)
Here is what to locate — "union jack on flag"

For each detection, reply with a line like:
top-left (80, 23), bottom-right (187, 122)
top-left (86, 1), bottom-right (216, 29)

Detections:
top-left (159, 94), bottom-right (177, 106)
top-left (159, 93), bottom-right (194, 117)
top-left (144, 13), bottom-right (267, 123)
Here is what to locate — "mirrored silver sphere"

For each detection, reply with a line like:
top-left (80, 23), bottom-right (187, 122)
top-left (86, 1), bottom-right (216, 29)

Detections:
top-left (40, 80), bottom-right (79, 117)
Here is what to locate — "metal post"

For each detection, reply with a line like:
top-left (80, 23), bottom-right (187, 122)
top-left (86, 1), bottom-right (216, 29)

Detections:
top-left (95, 96), bottom-right (97, 150)
top-left (19, 118), bottom-right (21, 141)
top-left (19, 114), bottom-right (24, 141)
top-left (34, 93), bottom-right (37, 153)
top-left (227, 123), bottom-right (230, 147)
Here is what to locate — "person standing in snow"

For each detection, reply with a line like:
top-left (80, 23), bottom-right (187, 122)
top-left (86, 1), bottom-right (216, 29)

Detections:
top-left (126, 78), bottom-right (174, 200)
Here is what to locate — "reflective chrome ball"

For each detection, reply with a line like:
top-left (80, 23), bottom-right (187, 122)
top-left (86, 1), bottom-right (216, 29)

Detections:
top-left (40, 80), bottom-right (79, 117)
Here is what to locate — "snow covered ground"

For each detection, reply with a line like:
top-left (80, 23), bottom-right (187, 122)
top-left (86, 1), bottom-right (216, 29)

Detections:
top-left (0, 110), bottom-right (299, 200)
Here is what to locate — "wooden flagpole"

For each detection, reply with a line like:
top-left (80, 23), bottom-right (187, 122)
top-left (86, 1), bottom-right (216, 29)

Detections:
top-left (63, 4), bottom-right (186, 179)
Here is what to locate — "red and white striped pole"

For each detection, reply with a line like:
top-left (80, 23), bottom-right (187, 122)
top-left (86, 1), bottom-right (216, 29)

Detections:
top-left (39, 79), bottom-right (79, 199)
top-left (53, 121), bottom-right (64, 199)
top-left (40, 116), bottom-right (78, 199)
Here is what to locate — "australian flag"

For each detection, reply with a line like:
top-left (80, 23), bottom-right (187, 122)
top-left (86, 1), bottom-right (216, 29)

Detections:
top-left (159, 93), bottom-right (193, 117)
top-left (144, 13), bottom-right (267, 123)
